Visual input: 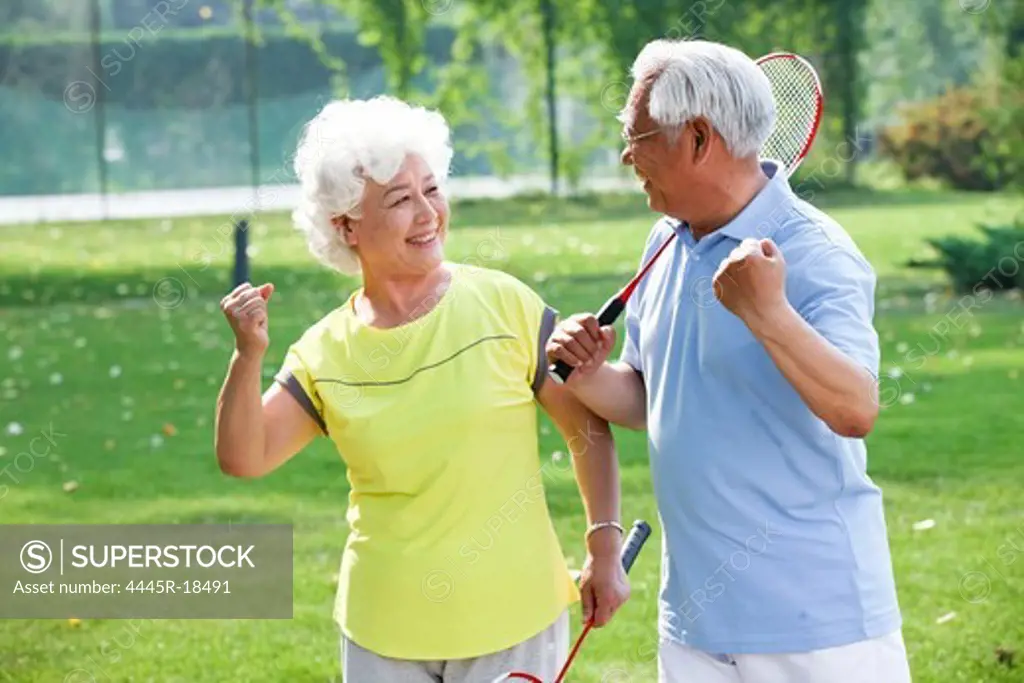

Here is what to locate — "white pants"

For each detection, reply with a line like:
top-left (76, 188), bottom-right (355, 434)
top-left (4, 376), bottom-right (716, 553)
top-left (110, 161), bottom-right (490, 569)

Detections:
top-left (658, 631), bottom-right (912, 683)
top-left (341, 609), bottom-right (569, 683)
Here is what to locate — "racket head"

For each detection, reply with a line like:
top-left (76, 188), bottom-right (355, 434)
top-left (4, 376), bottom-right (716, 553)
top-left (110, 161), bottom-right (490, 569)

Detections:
top-left (755, 52), bottom-right (824, 177)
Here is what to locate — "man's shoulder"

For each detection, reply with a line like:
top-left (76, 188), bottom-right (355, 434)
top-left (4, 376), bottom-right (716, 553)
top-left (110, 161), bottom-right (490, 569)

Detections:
top-left (774, 198), bottom-right (872, 275)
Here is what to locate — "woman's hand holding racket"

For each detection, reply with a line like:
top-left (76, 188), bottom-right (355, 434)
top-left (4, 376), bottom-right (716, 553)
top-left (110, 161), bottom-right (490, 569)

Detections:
top-left (496, 520), bottom-right (652, 683)
top-left (579, 528), bottom-right (631, 627)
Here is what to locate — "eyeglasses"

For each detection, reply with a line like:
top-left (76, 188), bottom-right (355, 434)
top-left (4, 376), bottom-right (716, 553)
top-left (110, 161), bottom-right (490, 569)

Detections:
top-left (620, 127), bottom-right (661, 147)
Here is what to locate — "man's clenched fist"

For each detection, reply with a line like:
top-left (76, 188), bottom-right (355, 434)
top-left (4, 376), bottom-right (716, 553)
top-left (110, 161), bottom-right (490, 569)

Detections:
top-left (713, 238), bottom-right (787, 329)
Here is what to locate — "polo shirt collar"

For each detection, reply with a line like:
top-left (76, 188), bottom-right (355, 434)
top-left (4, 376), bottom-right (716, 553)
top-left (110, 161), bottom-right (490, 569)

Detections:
top-left (668, 159), bottom-right (794, 248)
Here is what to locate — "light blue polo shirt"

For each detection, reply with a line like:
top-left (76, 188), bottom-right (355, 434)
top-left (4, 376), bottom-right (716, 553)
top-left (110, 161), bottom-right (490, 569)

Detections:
top-left (621, 160), bottom-right (901, 654)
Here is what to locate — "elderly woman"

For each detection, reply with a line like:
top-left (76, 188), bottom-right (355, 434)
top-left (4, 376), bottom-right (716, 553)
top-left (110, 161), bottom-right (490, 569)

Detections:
top-left (214, 96), bottom-right (629, 682)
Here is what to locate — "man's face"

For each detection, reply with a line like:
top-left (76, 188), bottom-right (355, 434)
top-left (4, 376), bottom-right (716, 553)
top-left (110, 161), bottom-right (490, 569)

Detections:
top-left (619, 80), bottom-right (704, 219)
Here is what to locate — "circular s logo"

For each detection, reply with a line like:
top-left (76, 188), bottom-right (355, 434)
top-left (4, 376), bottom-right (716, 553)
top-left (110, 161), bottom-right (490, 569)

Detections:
top-left (421, 570), bottom-right (454, 603)
top-left (63, 81), bottom-right (97, 114)
top-left (153, 277), bottom-right (187, 309)
top-left (21, 540), bottom-right (53, 574)
top-left (959, 0), bottom-right (990, 14)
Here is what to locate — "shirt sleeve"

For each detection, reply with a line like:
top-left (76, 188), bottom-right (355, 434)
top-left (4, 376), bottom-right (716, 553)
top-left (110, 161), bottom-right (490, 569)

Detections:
top-left (504, 276), bottom-right (559, 394)
top-left (274, 342), bottom-right (329, 435)
top-left (525, 292), bottom-right (559, 395)
top-left (794, 245), bottom-right (881, 378)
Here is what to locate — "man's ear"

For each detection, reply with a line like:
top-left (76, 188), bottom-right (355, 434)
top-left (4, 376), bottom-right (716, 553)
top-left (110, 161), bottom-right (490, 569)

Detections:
top-left (691, 118), bottom-right (714, 164)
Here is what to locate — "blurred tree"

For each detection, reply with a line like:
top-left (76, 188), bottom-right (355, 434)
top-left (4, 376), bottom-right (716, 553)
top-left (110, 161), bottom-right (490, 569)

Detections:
top-left (986, 0), bottom-right (1024, 191)
top-left (255, 0), bottom-right (881, 193)
top-left (345, 0), bottom-right (429, 100)
top-left (540, 0), bottom-right (559, 194)
top-left (434, 0), bottom-right (609, 191)
top-left (260, 0), bottom-right (430, 100)
top-left (590, 0), bottom-right (676, 74)
top-left (825, 0), bottom-right (867, 185)
top-left (862, 0), bottom-right (991, 123)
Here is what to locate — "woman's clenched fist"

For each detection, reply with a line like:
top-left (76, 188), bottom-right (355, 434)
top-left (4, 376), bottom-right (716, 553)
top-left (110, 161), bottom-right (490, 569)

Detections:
top-left (221, 282), bottom-right (275, 357)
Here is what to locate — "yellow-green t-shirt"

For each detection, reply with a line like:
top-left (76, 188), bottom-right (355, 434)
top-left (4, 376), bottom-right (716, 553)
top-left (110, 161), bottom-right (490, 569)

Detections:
top-left (274, 262), bottom-right (579, 660)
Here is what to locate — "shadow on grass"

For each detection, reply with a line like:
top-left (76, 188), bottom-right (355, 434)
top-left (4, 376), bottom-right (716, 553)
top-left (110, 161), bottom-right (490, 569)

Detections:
top-left (0, 264), bottom-right (358, 309)
top-left (0, 264), bottom-right (639, 310)
top-left (450, 191), bottom-right (653, 230)
top-left (453, 187), bottom-right (1010, 227)
top-left (2, 265), bottom-right (991, 342)
top-left (6, 187), bottom-right (1012, 310)
top-left (800, 188), bottom-right (1009, 210)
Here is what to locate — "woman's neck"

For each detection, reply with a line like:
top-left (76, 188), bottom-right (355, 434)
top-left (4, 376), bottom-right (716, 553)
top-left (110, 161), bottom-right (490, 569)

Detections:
top-left (356, 263), bottom-right (452, 328)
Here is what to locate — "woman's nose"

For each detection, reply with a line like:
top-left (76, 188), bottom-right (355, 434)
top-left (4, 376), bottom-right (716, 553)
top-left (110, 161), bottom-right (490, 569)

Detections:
top-left (415, 194), bottom-right (438, 223)
top-left (621, 146), bottom-right (633, 167)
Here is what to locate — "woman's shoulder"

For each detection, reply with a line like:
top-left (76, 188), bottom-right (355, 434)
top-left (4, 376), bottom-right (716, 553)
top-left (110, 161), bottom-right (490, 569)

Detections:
top-left (448, 263), bottom-right (549, 333)
top-left (449, 262), bottom-right (536, 300)
top-left (286, 298), bottom-right (357, 355)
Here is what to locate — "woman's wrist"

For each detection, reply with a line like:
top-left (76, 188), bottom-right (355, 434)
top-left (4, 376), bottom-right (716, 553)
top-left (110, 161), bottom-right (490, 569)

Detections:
top-left (585, 520), bottom-right (624, 558)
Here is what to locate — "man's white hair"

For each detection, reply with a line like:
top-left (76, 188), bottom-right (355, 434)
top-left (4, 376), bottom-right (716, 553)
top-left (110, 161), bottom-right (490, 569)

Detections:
top-left (291, 96), bottom-right (454, 276)
top-left (627, 40), bottom-right (775, 158)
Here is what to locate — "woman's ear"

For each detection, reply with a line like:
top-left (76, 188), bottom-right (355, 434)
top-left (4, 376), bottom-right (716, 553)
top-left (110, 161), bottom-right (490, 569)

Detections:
top-left (332, 215), bottom-right (358, 247)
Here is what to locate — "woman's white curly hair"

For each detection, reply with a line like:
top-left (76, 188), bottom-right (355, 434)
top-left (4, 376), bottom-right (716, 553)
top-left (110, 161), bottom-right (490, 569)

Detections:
top-left (291, 96), bottom-right (455, 276)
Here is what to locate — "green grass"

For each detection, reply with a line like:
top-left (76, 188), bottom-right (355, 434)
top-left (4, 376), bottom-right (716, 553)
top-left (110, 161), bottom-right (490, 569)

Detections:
top-left (0, 188), bottom-right (1022, 681)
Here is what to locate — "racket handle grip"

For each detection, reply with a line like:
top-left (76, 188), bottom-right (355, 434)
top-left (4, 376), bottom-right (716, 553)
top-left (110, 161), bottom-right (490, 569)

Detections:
top-left (620, 519), bottom-right (652, 574)
top-left (548, 297), bottom-right (626, 384)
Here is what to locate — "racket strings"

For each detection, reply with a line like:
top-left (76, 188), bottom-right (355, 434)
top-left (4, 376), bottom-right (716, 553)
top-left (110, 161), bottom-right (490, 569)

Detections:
top-left (759, 58), bottom-right (821, 169)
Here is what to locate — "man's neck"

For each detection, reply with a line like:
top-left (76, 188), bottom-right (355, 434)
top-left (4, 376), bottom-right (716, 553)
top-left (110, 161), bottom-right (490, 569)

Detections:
top-left (674, 162), bottom-right (770, 240)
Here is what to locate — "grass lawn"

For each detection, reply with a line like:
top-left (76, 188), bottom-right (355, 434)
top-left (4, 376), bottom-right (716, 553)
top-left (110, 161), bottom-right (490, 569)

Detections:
top-left (0, 188), bottom-right (1022, 682)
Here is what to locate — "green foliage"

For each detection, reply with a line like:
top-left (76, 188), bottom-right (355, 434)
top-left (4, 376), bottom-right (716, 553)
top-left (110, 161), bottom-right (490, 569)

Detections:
top-left (861, 0), bottom-right (992, 122)
top-left (3, 0), bottom-right (1010, 196)
top-left (981, 55), bottom-right (1024, 191)
top-left (222, 1), bottom-right (876, 190)
top-left (343, 0), bottom-right (430, 99)
top-left (909, 221), bottom-right (1024, 294)
top-left (0, 24), bottom-right (460, 195)
top-left (877, 87), bottom-right (1015, 192)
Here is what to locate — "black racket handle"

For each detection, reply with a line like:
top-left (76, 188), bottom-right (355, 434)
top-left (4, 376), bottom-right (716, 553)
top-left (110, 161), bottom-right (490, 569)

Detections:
top-left (620, 519), bottom-right (652, 574)
top-left (548, 296), bottom-right (626, 384)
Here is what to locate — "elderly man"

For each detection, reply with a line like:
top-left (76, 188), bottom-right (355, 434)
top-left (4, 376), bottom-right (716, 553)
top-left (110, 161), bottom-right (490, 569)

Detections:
top-left (546, 40), bottom-right (912, 682)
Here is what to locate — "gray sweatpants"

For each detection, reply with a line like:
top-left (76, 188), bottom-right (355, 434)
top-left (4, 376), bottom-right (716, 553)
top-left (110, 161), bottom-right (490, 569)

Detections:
top-left (340, 609), bottom-right (569, 683)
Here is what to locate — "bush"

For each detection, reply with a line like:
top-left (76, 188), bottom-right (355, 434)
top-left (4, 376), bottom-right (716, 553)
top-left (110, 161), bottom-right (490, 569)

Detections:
top-left (908, 221), bottom-right (1024, 294)
top-left (877, 87), bottom-right (1015, 191)
top-left (982, 55), bottom-right (1024, 191)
